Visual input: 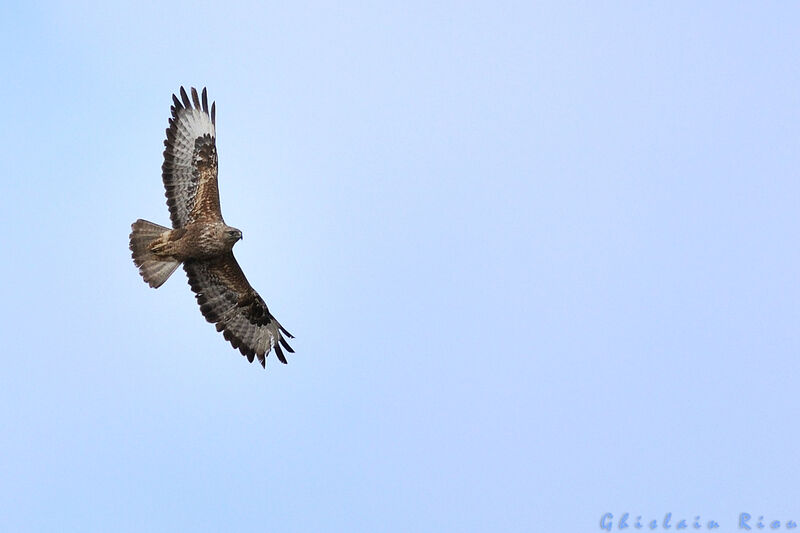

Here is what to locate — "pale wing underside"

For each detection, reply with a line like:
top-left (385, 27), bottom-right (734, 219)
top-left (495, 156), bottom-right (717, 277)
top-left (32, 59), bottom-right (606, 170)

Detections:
top-left (162, 87), bottom-right (220, 228)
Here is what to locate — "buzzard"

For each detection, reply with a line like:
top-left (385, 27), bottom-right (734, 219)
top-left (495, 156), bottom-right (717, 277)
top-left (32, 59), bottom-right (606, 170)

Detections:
top-left (130, 87), bottom-right (294, 368)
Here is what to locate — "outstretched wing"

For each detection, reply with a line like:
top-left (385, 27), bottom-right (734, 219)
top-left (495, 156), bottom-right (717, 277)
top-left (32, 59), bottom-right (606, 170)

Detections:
top-left (184, 254), bottom-right (294, 367)
top-left (162, 86), bottom-right (221, 228)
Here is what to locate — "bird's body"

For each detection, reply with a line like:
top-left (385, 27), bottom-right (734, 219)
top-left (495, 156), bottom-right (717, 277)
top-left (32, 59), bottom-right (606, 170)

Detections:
top-left (147, 221), bottom-right (240, 262)
top-left (130, 87), bottom-right (294, 368)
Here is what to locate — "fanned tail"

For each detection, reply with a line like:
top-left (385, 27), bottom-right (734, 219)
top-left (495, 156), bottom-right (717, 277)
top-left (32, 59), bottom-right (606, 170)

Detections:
top-left (129, 219), bottom-right (180, 288)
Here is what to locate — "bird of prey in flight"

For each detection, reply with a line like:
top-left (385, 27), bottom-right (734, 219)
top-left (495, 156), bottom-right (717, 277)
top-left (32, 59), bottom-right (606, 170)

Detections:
top-left (130, 87), bottom-right (294, 368)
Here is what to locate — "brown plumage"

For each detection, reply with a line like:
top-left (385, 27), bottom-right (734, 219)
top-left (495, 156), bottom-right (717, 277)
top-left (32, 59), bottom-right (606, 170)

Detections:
top-left (130, 87), bottom-right (294, 368)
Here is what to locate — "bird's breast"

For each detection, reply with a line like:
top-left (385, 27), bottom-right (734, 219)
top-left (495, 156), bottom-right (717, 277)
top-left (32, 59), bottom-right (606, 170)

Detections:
top-left (179, 223), bottom-right (230, 260)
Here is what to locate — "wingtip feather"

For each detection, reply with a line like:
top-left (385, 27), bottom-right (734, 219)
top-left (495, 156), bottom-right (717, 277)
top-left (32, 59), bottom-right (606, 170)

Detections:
top-left (279, 336), bottom-right (295, 353)
top-left (180, 86), bottom-right (191, 108)
top-left (274, 343), bottom-right (288, 364)
top-left (279, 324), bottom-right (294, 338)
top-left (191, 87), bottom-right (201, 109)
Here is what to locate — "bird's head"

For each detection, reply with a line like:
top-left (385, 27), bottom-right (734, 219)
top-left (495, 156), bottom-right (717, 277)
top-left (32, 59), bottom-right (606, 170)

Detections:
top-left (224, 226), bottom-right (243, 246)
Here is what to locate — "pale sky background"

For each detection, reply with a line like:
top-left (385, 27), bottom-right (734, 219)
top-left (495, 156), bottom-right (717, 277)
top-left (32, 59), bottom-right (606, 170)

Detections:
top-left (1, 2), bottom-right (799, 532)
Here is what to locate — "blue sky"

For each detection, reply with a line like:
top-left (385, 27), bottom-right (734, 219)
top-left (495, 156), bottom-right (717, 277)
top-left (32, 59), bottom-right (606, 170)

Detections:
top-left (1, 2), bottom-right (799, 532)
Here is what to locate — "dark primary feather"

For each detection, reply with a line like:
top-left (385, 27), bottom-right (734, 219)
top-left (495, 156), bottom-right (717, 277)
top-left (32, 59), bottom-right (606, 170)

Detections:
top-left (184, 254), bottom-right (294, 367)
top-left (191, 87), bottom-right (201, 109)
top-left (180, 86), bottom-right (192, 108)
top-left (162, 86), bottom-right (220, 228)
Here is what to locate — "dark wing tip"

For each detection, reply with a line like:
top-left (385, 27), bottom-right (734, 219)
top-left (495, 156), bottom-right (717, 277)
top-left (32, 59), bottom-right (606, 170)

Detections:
top-left (278, 323), bottom-right (294, 339)
top-left (191, 87), bottom-right (201, 109)
top-left (201, 88), bottom-right (209, 113)
top-left (274, 343), bottom-right (288, 364)
top-left (172, 94), bottom-right (182, 110)
top-left (211, 101), bottom-right (216, 125)
top-left (180, 86), bottom-right (191, 108)
top-left (279, 336), bottom-right (295, 353)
